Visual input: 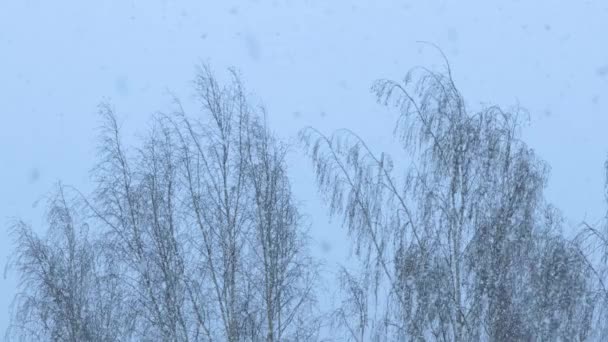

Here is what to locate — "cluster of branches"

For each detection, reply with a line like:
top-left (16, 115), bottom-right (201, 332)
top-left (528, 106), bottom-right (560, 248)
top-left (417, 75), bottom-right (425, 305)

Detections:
top-left (7, 61), bottom-right (608, 342)
top-left (300, 60), bottom-right (603, 340)
top-left (6, 67), bottom-right (319, 342)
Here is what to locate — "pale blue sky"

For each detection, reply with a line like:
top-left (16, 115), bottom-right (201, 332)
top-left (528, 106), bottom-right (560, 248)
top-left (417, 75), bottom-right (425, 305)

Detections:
top-left (1, 0), bottom-right (607, 334)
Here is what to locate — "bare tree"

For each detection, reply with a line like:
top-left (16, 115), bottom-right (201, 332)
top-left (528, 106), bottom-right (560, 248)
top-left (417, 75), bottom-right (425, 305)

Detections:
top-left (5, 185), bottom-right (134, 342)
top-left (168, 66), bottom-right (320, 341)
top-left (7, 66), bottom-right (320, 342)
top-left (92, 105), bottom-right (193, 341)
top-left (244, 114), bottom-right (319, 342)
top-left (170, 67), bottom-right (257, 341)
top-left (330, 267), bottom-right (372, 342)
top-left (573, 156), bottom-right (608, 341)
top-left (301, 57), bottom-right (595, 340)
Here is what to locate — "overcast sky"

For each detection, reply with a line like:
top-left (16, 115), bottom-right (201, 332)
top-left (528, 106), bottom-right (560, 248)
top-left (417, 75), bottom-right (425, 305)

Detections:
top-left (1, 0), bottom-right (607, 334)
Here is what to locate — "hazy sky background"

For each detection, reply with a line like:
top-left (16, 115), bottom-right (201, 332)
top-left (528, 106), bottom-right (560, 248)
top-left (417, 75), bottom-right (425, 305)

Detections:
top-left (1, 0), bottom-right (607, 334)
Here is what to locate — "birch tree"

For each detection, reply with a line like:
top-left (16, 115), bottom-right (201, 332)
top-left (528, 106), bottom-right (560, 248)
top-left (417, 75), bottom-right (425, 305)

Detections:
top-left (170, 66), bottom-right (320, 341)
top-left (301, 59), bottom-right (595, 340)
top-left (8, 66), bottom-right (321, 342)
top-left (6, 185), bottom-right (134, 342)
top-left (245, 115), bottom-right (319, 342)
top-left (573, 156), bottom-right (608, 341)
top-left (92, 105), bottom-right (193, 341)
